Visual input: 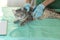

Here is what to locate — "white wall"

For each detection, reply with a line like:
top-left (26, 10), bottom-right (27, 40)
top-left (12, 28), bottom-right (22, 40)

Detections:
top-left (0, 0), bottom-right (7, 7)
top-left (0, 0), bottom-right (36, 7)
top-left (7, 0), bottom-right (26, 7)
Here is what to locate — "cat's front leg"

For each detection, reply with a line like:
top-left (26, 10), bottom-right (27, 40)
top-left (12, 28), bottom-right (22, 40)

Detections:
top-left (14, 19), bottom-right (20, 24)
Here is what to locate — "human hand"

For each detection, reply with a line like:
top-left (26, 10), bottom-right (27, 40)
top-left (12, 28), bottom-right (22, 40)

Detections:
top-left (32, 3), bottom-right (45, 19)
top-left (24, 3), bottom-right (31, 12)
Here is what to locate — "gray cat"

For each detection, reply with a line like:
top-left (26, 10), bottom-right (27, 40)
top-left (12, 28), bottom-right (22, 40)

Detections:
top-left (40, 8), bottom-right (60, 19)
top-left (13, 7), bottom-right (33, 25)
top-left (13, 7), bottom-right (60, 26)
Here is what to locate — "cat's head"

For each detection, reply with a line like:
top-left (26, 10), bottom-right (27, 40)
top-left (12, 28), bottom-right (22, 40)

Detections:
top-left (13, 8), bottom-right (29, 21)
top-left (13, 7), bottom-right (33, 21)
top-left (13, 7), bottom-right (34, 25)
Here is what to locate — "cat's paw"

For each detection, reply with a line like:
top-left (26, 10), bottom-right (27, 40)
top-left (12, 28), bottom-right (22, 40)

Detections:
top-left (14, 20), bottom-right (19, 24)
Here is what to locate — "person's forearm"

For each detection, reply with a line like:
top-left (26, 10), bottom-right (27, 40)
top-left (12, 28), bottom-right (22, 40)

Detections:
top-left (26, 0), bottom-right (31, 3)
top-left (42, 0), bottom-right (55, 7)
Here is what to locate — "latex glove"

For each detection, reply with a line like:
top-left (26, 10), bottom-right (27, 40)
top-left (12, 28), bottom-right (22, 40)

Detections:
top-left (24, 3), bottom-right (31, 12)
top-left (32, 3), bottom-right (45, 19)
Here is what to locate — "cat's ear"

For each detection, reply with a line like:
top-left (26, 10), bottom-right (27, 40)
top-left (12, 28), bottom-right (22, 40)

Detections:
top-left (12, 8), bottom-right (22, 14)
top-left (16, 8), bottom-right (21, 12)
top-left (30, 7), bottom-right (33, 11)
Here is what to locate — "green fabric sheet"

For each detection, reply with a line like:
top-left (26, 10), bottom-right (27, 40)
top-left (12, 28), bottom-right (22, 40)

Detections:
top-left (1, 7), bottom-right (60, 40)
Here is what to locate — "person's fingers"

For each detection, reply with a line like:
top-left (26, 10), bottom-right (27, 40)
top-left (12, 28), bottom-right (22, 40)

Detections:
top-left (32, 10), bottom-right (37, 17)
top-left (34, 10), bottom-right (44, 18)
top-left (24, 3), bottom-right (31, 12)
top-left (34, 12), bottom-right (40, 18)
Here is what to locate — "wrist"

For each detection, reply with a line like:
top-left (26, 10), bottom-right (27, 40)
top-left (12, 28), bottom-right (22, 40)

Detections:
top-left (26, 0), bottom-right (31, 3)
top-left (42, 0), bottom-right (55, 7)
